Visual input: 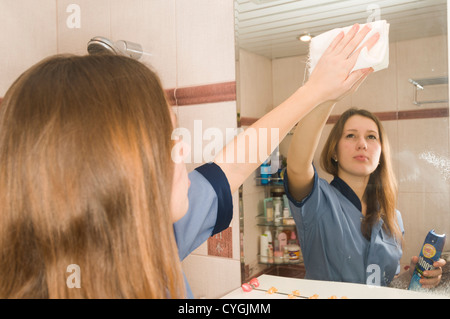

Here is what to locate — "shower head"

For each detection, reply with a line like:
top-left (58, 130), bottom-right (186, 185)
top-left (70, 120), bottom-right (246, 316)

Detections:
top-left (87, 36), bottom-right (118, 55)
top-left (87, 36), bottom-right (143, 60)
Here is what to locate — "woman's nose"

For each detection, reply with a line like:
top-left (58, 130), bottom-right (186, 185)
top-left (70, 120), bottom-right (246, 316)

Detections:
top-left (356, 138), bottom-right (367, 150)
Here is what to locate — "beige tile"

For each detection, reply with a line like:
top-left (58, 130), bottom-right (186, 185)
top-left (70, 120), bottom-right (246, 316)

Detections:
top-left (238, 49), bottom-right (273, 118)
top-left (398, 192), bottom-right (450, 266)
top-left (57, 0), bottom-right (111, 55)
top-left (110, 0), bottom-right (177, 88)
top-left (231, 191), bottom-right (240, 261)
top-left (242, 190), bottom-right (265, 264)
top-left (352, 42), bottom-right (398, 113)
top-left (272, 55), bottom-right (308, 107)
top-left (176, 101), bottom-right (237, 172)
top-left (331, 95), bottom-right (353, 116)
top-left (242, 168), bottom-right (265, 197)
top-left (0, 0), bottom-right (57, 95)
top-left (396, 35), bottom-right (448, 111)
top-left (397, 118), bottom-right (449, 193)
top-left (182, 254), bottom-right (241, 298)
top-left (176, 0), bottom-right (235, 87)
top-left (381, 120), bottom-right (399, 185)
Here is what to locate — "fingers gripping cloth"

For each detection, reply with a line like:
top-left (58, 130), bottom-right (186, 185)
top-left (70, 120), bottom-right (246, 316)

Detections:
top-left (308, 20), bottom-right (390, 76)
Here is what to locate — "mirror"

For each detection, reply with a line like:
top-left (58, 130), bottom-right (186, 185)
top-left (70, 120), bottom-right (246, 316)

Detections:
top-left (235, 0), bottom-right (449, 293)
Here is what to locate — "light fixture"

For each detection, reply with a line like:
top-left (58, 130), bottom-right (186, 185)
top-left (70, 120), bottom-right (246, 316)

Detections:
top-left (299, 33), bottom-right (312, 42)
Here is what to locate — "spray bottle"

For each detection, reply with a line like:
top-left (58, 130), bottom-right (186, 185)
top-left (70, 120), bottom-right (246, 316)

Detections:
top-left (408, 229), bottom-right (446, 291)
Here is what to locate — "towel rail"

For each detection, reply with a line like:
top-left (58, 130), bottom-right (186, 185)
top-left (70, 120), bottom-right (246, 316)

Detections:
top-left (409, 76), bottom-right (448, 106)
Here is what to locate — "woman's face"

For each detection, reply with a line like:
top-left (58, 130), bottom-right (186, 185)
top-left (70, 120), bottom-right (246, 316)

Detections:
top-left (169, 109), bottom-right (191, 223)
top-left (335, 115), bottom-right (382, 180)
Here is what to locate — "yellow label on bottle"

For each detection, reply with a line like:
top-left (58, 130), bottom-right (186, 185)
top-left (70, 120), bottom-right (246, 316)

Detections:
top-left (422, 243), bottom-right (436, 258)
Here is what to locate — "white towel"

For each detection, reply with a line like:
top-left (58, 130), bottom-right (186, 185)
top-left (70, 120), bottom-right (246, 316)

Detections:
top-left (308, 20), bottom-right (390, 76)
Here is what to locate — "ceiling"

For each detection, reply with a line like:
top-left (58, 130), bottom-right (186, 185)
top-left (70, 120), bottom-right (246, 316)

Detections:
top-left (235, 0), bottom-right (448, 59)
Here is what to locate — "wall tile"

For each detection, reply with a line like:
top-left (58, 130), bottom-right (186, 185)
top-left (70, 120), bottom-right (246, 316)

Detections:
top-left (272, 55), bottom-right (308, 107)
top-left (57, 0), bottom-right (111, 55)
top-left (242, 188), bottom-right (265, 278)
top-left (397, 117), bottom-right (449, 193)
top-left (176, 0), bottom-right (235, 87)
top-left (382, 120), bottom-right (399, 183)
top-left (110, 0), bottom-right (177, 88)
top-left (396, 35), bottom-right (448, 111)
top-left (181, 254), bottom-right (241, 298)
top-left (398, 192), bottom-right (450, 267)
top-left (352, 42), bottom-right (398, 113)
top-left (238, 49), bottom-right (273, 118)
top-left (0, 0), bottom-right (57, 95)
top-left (176, 101), bottom-right (237, 173)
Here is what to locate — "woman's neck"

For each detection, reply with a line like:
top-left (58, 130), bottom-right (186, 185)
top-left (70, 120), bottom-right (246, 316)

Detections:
top-left (337, 171), bottom-right (370, 207)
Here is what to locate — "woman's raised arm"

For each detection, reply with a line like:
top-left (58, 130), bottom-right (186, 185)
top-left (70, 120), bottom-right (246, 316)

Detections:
top-left (216, 24), bottom-right (378, 194)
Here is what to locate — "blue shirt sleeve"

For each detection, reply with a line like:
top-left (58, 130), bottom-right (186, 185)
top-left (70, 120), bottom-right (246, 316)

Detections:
top-left (283, 165), bottom-right (330, 229)
top-left (173, 162), bottom-right (233, 261)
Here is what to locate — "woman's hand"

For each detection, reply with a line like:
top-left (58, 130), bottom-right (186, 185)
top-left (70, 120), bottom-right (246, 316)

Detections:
top-left (305, 23), bottom-right (380, 104)
top-left (409, 256), bottom-right (447, 289)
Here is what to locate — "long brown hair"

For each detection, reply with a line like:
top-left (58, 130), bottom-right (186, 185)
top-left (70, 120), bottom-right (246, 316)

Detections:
top-left (0, 54), bottom-right (185, 298)
top-left (320, 108), bottom-right (401, 242)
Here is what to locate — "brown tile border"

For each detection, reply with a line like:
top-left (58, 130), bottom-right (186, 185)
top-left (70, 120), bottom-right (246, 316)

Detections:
top-left (240, 107), bottom-right (449, 126)
top-left (0, 82), bottom-right (236, 109)
top-left (397, 107), bottom-right (449, 120)
top-left (165, 81), bottom-right (236, 106)
top-left (164, 89), bottom-right (177, 106)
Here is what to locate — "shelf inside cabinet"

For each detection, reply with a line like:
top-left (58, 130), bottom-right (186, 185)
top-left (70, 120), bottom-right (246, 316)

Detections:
top-left (255, 177), bottom-right (284, 187)
top-left (258, 257), bottom-right (303, 266)
top-left (257, 215), bottom-right (295, 228)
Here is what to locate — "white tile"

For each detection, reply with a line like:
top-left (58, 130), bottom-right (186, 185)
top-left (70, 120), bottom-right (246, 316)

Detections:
top-left (57, 0), bottom-right (111, 55)
top-left (176, 0), bottom-right (235, 87)
top-left (110, 0), bottom-right (177, 88)
top-left (397, 118), bottom-right (449, 193)
top-left (238, 49), bottom-right (273, 118)
top-left (351, 42), bottom-right (398, 113)
top-left (231, 191), bottom-right (240, 261)
top-left (0, 0), bottom-right (57, 95)
top-left (398, 192), bottom-right (450, 266)
top-left (396, 35), bottom-right (448, 111)
top-left (176, 101), bottom-right (237, 172)
top-left (381, 120), bottom-right (399, 185)
top-left (182, 254), bottom-right (241, 298)
top-left (272, 55), bottom-right (308, 107)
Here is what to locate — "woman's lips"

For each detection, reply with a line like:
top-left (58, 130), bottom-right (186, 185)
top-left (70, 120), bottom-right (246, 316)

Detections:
top-left (353, 155), bottom-right (368, 162)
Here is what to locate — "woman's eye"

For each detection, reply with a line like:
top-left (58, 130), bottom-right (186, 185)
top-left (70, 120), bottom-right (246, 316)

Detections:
top-left (345, 134), bottom-right (355, 139)
top-left (367, 135), bottom-right (377, 140)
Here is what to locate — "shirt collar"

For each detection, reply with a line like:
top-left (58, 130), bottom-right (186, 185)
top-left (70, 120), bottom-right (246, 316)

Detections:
top-left (330, 176), bottom-right (362, 212)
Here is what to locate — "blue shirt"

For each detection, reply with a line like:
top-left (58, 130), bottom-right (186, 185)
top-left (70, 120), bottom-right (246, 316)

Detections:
top-left (284, 167), bottom-right (403, 286)
top-left (173, 162), bottom-right (233, 298)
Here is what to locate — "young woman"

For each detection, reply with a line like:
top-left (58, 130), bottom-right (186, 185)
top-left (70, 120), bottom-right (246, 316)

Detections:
top-left (0, 24), bottom-right (377, 298)
top-left (285, 105), bottom-right (446, 288)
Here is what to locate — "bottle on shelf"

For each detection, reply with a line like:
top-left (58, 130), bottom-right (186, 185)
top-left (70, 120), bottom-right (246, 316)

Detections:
top-left (260, 158), bottom-right (271, 185)
top-left (286, 232), bottom-right (301, 263)
top-left (265, 229), bottom-right (274, 264)
top-left (264, 199), bottom-right (274, 224)
top-left (260, 232), bottom-right (268, 263)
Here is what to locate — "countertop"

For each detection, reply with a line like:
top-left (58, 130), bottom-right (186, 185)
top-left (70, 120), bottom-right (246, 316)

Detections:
top-left (221, 274), bottom-right (449, 299)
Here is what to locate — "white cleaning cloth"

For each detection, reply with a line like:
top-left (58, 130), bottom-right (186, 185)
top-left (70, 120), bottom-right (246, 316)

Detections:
top-left (308, 20), bottom-right (390, 76)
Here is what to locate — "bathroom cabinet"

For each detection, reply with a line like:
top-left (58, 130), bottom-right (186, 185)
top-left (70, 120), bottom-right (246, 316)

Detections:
top-left (249, 177), bottom-right (305, 280)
